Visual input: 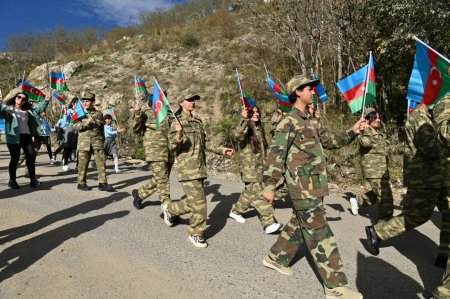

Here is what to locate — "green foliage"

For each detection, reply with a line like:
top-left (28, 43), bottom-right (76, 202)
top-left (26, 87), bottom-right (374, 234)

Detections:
top-left (180, 34), bottom-right (200, 48)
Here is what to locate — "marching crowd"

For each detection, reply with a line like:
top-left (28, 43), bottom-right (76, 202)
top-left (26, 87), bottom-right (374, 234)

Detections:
top-left (0, 72), bottom-right (448, 299)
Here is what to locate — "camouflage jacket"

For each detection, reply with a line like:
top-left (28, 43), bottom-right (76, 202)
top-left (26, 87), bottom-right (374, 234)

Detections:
top-left (133, 108), bottom-right (173, 162)
top-left (263, 107), bottom-right (357, 209)
top-left (403, 105), bottom-right (443, 188)
top-left (433, 94), bottom-right (450, 187)
top-left (359, 129), bottom-right (403, 178)
top-left (169, 111), bottom-right (225, 181)
top-left (75, 108), bottom-right (105, 151)
top-left (235, 119), bottom-right (266, 183)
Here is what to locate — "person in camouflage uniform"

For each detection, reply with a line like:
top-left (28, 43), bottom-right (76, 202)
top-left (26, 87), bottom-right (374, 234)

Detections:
top-left (350, 108), bottom-right (403, 221)
top-left (432, 257), bottom-right (450, 299)
top-left (161, 92), bottom-right (234, 248)
top-left (228, 106), bottom-right (282, 234)
top-left (366, 103), bottom-right (446, 257)
top-left (131, 95), bottom-right (174, 209)
top-left (433, 93), bottom-right (450, 268)
top-left (75, 92), bottom-right (114, 192)
top-left (262, 75), bottom-right (363, 299)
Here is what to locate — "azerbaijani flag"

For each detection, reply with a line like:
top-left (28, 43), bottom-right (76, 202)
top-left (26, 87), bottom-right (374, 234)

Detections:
top-left (236, 70), bottom-right (256, 110)
top-left (135, 76), bottom-right (150, 99)
top-left (312, 75), bottom-right (328, 108)
top-left (72, 98), bottom-right (87, 122)
top-left (107, 108), bottom-right (117, 121)
top-left (337, 53), bottom-right (376, 113)
top-left (0, 119), bottom-right (5, 142)
top-left (52, 93), bottom-right (67, 105)
top-left (406, 39), bottom-right (450, 107)
top-left (152, 79), bottom-right (170, 129)
top-left (267, 76), bottom-right (292, 113)
top-left (59, 107), bottom-right (66, 119)
top-left (50, 71), bottom-right (69, 91)
top-left (21, 81), bottom-right (46, 102)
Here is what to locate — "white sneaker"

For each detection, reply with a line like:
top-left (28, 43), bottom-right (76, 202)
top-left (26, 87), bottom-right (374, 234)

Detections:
top-left (265, 222), bottom-right (282, 234)
top-left (115, 169), bottom-right (121, 174)
top-left (229, 210), bottom-right (246, 223)
top-left (350, 197), bottom-right (359, 215)
top-left (162, 204), bottom-right (174, 227)
top-left (62, 165), bottom-right (70, 171)
top-left (188, 235), bottom-right (208, 248)
top-left (50, 158), bottom-right (56, 165)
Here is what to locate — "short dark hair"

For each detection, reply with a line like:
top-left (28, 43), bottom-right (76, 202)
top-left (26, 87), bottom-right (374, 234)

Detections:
top-left (288, 85), bottom-right (308, 104)
top-left (365, 111), bottom-right (379, 124)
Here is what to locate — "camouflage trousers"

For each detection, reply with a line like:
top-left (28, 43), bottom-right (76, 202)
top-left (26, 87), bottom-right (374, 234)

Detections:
top-left (433, 257), bottom-right (450, 299)
top-left (374, 187), bottom-right (444, 240)
top-left (232, 182), bottom-right (275, 227)
top-left (138, 161), bottom-right (172, 205)
top-left (357, 177), bottom-right (394, 220)
top-left (274, 182), bottom-right (289, 201)
top-left (77, 147), bottom-right (107, 184)
top-left (268, 200), bottom-right (348, 289)
top-left (436, 186), bottom-right (450, 259)
top-left (167, 179), bottom-right (206, 237)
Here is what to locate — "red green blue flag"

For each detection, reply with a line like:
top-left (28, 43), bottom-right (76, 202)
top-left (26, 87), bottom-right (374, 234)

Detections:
top-left (152, 79), bottom-right (169, 130)
top-left (107, 108), bottom-right (117, 121)
top-left (135, 76), bottom-right (151, 101)
top-left (406, 38), bottom-right (450, 107)
top-left (267, 76), bottom-right (292, 113)
top-left (312, 75), bottom-right (328, 108)
top-left (337, 53), bottom-right (376, 113)
top-left (236, 70), bottom-right (256, 110)
top-left (72, 98), bottom-right (88, 122)
top-left (59, 107), bottom-right (66, 119)
top-left (21, 81), bottom-right (46, 102)
top-left (52, 93), bottom-right (66, 105)
top-left (50, 71), bottom-right (69, 91)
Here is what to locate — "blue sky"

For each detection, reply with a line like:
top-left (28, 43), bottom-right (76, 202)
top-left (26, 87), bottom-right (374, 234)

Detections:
top-left (0, 0), bottom-right (186, 50)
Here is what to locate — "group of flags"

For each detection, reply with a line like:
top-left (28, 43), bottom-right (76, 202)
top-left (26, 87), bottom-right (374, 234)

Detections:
top-left (134, 76), bottom-right (170, 129)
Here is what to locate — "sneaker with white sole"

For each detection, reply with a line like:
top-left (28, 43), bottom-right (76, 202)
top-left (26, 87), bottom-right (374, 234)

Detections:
top-left (324, 285), bottom-right (362, 299)
top-left (262, 255), bottom-right (293, 275)
top-left (62, 165), bottom-right (70, 172)
top-left (265, 222), bottom-right (282, 234)
top-left (115, 169), bottom-right (121, 174)
top-left (229, 210), bottom-right (246, 223)
top-left (349, 197), bottom-right (359, 215)
top-left (188, 235), bottom-right (208, 248)
top-left (161, 204), bottom-right (174, 227)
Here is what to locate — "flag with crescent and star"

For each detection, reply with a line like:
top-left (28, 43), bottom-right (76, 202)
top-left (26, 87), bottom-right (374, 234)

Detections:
top-left (50, 71), bottom-right (69, 91)
top-left (20, 81), bottom-right (46, 102)
top-left (407, 39), bottom-right (450, 107)
top-left (151, 79), bottom-right (169, 130)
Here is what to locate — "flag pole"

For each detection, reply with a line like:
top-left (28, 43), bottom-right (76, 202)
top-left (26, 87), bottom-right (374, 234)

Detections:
top-left (152, 77), bottom-right (180, 125)
top-left (236, 68), bottom-right (245, 110)
top-left (134, 75), bottom-right (138, 101)
top-left (360, 51), bottom-right (372, 118)
top-left (407, 99), bottom-right (411, 118)
top-left (413, 36), bottom-right (450, 64)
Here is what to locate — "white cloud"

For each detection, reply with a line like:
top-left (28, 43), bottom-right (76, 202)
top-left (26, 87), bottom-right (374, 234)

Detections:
top-left (77, 0), bottom-right (182, 26)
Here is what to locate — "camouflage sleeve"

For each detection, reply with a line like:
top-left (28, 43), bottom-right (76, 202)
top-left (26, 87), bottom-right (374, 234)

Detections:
top-left (413, 119), bottom-right (441, 158)
top-left (359, 131), bottom-right (374, 149)
top-left (234, 119), bottom-right (248, 142)
top-left (320, 128), bottom-right (357, 150)
top-left (263, 118), bottom-right (295, 194)
top-left (206, 131), bottom-right (226, 155)
top-left (438, 119), bottom-right (450, 147)
top-left (32, 100), bottom-right (49, 114)
top-left (168, 120), bottom-right (189, 152)
top-left (132, 110), bottom-right (146, 134)
top-left (75, 118), bottom-right (94, 132)
top-left (389, 141), bottom-right (405, 155)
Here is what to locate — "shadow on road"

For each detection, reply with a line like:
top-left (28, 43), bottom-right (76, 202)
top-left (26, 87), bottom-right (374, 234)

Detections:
top-left (0, 210), bottom-right (129, 283)
top-left (355, 252), bottom-right (423, 299)
top-left (0, 192), bottom-right (128, 245)
top-left (204, 184), bottom-right (239, 239)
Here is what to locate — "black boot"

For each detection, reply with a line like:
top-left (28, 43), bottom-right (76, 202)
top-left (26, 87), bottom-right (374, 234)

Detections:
top-left (132, 189), bottom-right (143, 209)
top-left (30, 179), bottom-right (41, 188)
top-left (434, 255), bottom-right (447, 268)
top-left (77, 183), bottom-right (92, 191)
top-left (365, 226), bottom-right (381, 256)
top-left (98, 183), bottom-right (114, 192)
top-left (8, 180), bottom-right (20, 189)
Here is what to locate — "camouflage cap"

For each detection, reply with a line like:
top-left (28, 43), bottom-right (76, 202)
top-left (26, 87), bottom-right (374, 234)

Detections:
top-left (178, 92), bottom-right (200, 104)
top-left (363, 107), bottom-right (376, 118)
top-left (286, 75), bottom-right (319, 95)
top-left (81, 91), bottom-right (95, 101)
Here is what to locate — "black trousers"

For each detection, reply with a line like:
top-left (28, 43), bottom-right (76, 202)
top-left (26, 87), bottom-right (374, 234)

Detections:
top-left (7, 134), bottom-right (36, 181)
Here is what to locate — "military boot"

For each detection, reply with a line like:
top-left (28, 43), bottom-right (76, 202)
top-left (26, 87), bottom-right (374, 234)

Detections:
top-left (98, 183), bottom-right (114, 192)
top-left (365, 225), bottom-right (381, 256)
